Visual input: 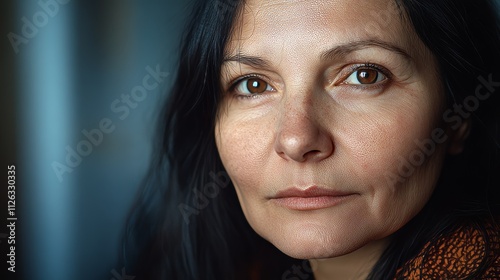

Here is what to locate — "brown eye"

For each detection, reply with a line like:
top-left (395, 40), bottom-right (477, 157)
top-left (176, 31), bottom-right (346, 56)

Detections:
top-left (357, 69), bottom-right (379, 84)
top-left (247, 78), bottom-right (268, 93)
top-left (343, 67), bottom-right (388, 85)
top-left (235, 77), bottom-right (272, 95)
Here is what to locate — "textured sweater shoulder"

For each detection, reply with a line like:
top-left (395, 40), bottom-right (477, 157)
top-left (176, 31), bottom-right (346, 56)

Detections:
top-left (396, 221), bottom-right (500, 279)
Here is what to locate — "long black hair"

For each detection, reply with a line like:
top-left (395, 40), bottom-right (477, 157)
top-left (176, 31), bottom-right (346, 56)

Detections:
top-left (122, 0), bottom-right (500, 279)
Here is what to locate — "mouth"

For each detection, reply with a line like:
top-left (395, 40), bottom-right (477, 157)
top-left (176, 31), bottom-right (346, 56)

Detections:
top-left (269, 186), bottom-right (357, 211)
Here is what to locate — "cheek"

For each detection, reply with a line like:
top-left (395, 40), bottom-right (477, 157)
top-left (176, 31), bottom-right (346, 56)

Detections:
top-left (338, 96), bottom-right (445, 227)
top-left (215, 115), bottom-right (273, 203)
top-left (346, 113), bottom-right (422, 182)
top-left (217, 122), bottom-right (262, 175)
top-left (339, 91), bottom-right (438, 177)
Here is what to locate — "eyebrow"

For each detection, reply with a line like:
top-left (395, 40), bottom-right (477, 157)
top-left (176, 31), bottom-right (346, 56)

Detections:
top-left (223, 53), bottom-right (271, 68)
top-left (320, 39), bottom-right (412, 62)
top-left (223, 39), bottom-right (412, 68)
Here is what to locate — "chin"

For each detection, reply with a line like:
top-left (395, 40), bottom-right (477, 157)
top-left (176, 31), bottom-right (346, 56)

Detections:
top-left (273, 238), bottom-right (362, 260)
top-left (264, 226), bottom-right (367, 259)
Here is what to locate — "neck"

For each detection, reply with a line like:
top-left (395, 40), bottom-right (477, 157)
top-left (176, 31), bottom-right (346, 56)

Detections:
top-left (310, 237), bottom-right (390, 280)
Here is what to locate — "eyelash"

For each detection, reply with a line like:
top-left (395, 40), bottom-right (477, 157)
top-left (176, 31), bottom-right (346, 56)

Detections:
top-left (336, 63), bottom-right (392, 88)
top-left (227, 63), bottom-right (393, 98)
top-left (228, 74), bottom-right (274, 99)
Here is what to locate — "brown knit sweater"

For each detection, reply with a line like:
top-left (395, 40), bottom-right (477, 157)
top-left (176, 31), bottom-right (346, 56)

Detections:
top-left (395, 221), bottom-right (500, 279)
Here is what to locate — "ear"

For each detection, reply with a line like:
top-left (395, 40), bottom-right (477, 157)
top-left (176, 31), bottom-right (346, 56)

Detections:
top-left (447, 120), bottom-right (471, 155)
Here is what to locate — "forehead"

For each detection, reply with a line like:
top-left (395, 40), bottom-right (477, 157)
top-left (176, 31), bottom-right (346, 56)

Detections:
top-left (227, 0), bottom-right (418, 57)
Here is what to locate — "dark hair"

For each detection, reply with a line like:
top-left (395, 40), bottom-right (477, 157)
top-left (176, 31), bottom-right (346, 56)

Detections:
top-left (122, 0), bottom-right (500, 279)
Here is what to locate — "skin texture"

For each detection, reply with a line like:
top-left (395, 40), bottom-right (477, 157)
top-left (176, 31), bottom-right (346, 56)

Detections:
top-left (215, 0), bottom-right (467, 278)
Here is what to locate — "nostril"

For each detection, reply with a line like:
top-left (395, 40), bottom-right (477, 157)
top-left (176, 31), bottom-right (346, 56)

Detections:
top-left (302, 149), bottom-right (330, 161)
top-left (303, 150), bottom-right (321, 159)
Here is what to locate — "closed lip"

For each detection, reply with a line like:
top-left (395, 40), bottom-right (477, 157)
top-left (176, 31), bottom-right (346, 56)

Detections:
top-left (270, 186), bottom-right (357, 210)
top-left (273, 185), bottom-right (354, 198)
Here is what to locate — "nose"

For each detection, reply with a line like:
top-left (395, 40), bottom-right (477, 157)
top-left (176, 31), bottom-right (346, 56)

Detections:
top-left (274, 96), bottom-right (334, 163)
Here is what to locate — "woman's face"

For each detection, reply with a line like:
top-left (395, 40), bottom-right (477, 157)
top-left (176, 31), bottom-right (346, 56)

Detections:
top-left (216, 0), bottom-right (448, 259)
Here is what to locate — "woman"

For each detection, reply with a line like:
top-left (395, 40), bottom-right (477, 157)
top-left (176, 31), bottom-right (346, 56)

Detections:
top-left (123, 0), bottom-right (500, 279)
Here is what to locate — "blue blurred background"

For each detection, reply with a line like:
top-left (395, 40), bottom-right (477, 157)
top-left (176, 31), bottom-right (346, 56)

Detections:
top-left (1, 1), bottom-right (192, 279)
